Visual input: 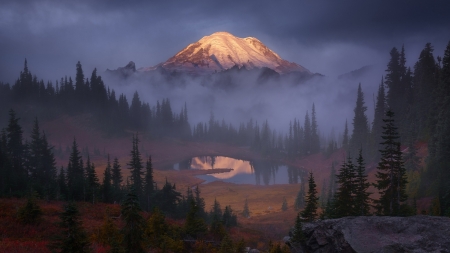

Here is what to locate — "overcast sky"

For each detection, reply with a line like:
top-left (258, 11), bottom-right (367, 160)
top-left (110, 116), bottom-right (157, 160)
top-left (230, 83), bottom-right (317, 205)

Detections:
top-left (1, 0), bottom-right (449, 84)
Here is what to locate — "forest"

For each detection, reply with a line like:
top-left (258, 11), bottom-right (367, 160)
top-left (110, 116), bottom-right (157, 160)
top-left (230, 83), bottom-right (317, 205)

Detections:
top-left (0, 41), bottom-right (449, 252)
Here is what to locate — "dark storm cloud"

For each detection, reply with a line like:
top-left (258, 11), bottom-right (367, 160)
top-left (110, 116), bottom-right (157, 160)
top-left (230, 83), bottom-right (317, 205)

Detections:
top-left (0, 0), bottom-right (449, 83)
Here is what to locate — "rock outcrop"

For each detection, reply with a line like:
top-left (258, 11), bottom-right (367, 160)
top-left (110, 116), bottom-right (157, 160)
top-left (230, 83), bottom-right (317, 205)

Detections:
top-left (288, 216), bottom-right (450, 253)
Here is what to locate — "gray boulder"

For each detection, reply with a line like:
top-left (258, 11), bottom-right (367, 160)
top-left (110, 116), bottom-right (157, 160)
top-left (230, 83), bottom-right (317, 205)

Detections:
top-left (290, 215), bottom-right (450, 253)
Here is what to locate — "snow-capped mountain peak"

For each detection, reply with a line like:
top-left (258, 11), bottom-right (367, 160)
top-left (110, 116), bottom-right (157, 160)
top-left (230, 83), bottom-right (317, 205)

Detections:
top-left (156, 31), bottom-right (311, 74)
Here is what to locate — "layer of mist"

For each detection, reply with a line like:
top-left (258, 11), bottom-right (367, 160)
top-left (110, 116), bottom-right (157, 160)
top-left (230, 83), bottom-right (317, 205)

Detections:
top-left (103, 65), bottom-right (385, 141)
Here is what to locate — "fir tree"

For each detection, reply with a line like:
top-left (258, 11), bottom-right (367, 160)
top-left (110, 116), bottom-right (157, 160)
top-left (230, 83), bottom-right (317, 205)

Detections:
top-left (310, 103), bottom-right (320, 153)
top-left (184, 199), bottom-right (207, 239)
top-left (354, 149), bottom-right (371, 215)
top-left (53, 202), bottom-right (90, 253)
top-left (349, 83), bottom-right (370, 158)
top-left (6, 109), bottom-right (27, 195)
top-left (291, 213), bottom-right (305, 243)
top-left (334, 157), bottom-right (356, 217)
top-left (374, 110), bottom-right (408, 216)
top-left (300, 172), bottom-right (319, 221)
top-left (111, 157), bottom-right (123, 203)
top-left (102, 155), bottom-right (112, 203)
top-left (194, 185), bottom-right (206, 219)
top-left (67, 139), bottom-right (84, 201)
top-left (143, 156), bottom-right (154, 211)
top-left (57, 167), bottom-right (68, 200)
top-left (371, 78), bottom-right (386, 161)
top-left (85, 156), bottom-right (99, 204)
top-left (121, 189), bottom-right (146, 253)
top-left (342, 120), bottom-right (349, 150)
top-left (127, 134), bottom-right (144, 200)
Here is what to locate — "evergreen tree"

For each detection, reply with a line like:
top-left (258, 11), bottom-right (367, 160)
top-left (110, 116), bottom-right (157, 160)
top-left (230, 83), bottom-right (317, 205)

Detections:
top-left (111, 157), bottom-right (123, 203)
top-left (53, 202), bottom-right (90, 253)
top-left (184, 199), bottom-right (207, 239)
top-left (222, 205), bottom-right (237, 227)
top-left (85, 156), bottom-right (99, 204)
top-left (18, 194), bottom-right (43, 225)
top-left (354, 149), bottom-right (371, 215)
top-left (127, 134), bottom-right (144, 200)
top-left (57, 167), bottom-right (68, 200)
top-left (121, 189), bottom-right (146, 253)
top-left (310, 103), bottom-right (320, 153)
top-left (342, 120), bottom-right (349, 150)
top-left (218, 234), bottom-right (234, 253)
top-left (374, 110), bottom-right (408, 216)
top-left (102, 155), bottom-right (112, 203)
top-left (6, 109), bottom-right (27, 195)
top-left (300, 172), bottom-right (319, 221)
top-left (334, 157), bottom-right (356, 217)
top-left (67, 139), bottom-right (84, 201)
top-left (143, 156), bottom-right (154, 211)
top-left (349, 83), bottom-right (370, 158)
top-left (291, 213), bottom-right (305, 243)
top-left (154, 179), bottom-right (181, 217)
top-left (371, 78), bottom-right (386, 161)
top-left (385, 47), bottom-right (406, 123)
top-left (432, 41), bottom-right (450, 215)
top-left (413, 43), bottom-right (438, 137)
top-left (194, 185), bottom-right (206, 219)
top-left (303, 112), bottom-right (312, 155)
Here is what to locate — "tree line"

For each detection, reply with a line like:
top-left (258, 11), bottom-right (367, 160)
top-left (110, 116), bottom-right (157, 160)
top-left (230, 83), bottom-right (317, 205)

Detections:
top-left (338, 42), bottom-right (450, 216)
top-left (0, 60), bottom-right (191, 139)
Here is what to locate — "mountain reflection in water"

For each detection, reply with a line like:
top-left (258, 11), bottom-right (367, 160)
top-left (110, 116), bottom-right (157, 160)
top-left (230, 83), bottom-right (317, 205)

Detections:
top-left (173, 156), bottom-right (306, 185)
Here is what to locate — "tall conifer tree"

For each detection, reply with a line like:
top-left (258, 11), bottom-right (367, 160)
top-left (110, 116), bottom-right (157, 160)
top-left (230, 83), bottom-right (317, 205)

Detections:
top-left (374, 110), bottom-right (408, 216)
top-left (349, 83), bottom-right (369, 159)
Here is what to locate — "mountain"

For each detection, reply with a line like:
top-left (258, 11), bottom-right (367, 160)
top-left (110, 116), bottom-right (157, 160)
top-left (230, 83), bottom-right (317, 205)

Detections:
top-left (338, 65), bottom-right (374, 80)
top-left (138, 31), bottom-right (312, 75)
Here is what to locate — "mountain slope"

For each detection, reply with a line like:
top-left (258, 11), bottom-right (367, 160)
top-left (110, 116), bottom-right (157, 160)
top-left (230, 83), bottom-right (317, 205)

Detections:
top-left (140, 31), bottom-right (311, 75)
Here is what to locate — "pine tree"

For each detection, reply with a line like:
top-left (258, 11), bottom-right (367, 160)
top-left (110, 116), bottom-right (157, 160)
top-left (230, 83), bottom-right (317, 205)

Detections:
top-left (371, 78), bottom-right (386, 161)
top-left (433, 41), bottom-right (450, 215)
top-left (300, 172), bottom-right (319, 221)
top-left (57, 167), bottom-right (68, 200)
top-left (121, 189), bottom-right (146, 253)
top-left (184, 199), bottom-right (207, 239)
top-left (334, 157), bottom-right (356, 217)
top-left (354, 149), bottom-right (371, 215)
top-left (85, 156), bottom-right (99, 204)
top-left (374, 110), bottom-right (408, 216)
top-left (111, 157), bottom-right (123, 203)
top-left (349, 83), bottom-right (370, 158)
top-left (6, 109), bottom-right (27, 195)
top-left (385, 47), bottom-right (406, 123)
top-left (303, 112), bottom-right (312, 155)
top-left (413, 43), bottom-right (438, 137)
top-left (53, 202), bottom-right (90, 253)
top-left (291, 213), bottom-right (305, 243)
top-left (127, 134), bottom-right (144, 200)
top-left (222, 205), bottom-right (237, 227)
top-left (310, 103), bottom-right (320, 153)
top-left (342, 120), bottom-right (349, 150)
top-left (143, 156), bottom-right (154, 211)
top-left (194, 185), bottom-right (206, 219)
top-left (102, 155), bottom-right (112, 203)
top-left (67, 139), bottom-right (84, 201)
